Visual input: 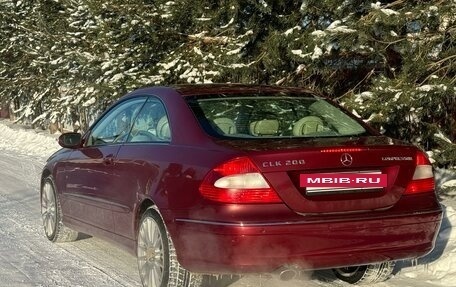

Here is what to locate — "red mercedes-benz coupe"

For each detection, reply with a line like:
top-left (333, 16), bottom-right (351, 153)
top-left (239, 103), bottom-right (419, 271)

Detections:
top-left (40, 85), bottom-right (442, 286)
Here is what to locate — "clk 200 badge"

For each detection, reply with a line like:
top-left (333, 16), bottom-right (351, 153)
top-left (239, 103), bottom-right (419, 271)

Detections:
top-left (262, 159), bottom-right (305, 168)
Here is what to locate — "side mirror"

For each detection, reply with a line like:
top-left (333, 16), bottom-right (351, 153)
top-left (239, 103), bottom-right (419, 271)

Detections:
top-left (58, 132), bottom-right (82, 149)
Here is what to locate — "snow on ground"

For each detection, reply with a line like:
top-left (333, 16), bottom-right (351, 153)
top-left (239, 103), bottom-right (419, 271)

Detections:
top-left (1, 119), bottom-right (456, 287)
top-left (0, 120), bottom-right (60, 157)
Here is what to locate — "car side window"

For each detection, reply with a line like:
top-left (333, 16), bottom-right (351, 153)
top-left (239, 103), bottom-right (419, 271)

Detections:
top-left (86, 97), bottom-right (147, 146)
top-left (127, 97), bottom-right (171, 143)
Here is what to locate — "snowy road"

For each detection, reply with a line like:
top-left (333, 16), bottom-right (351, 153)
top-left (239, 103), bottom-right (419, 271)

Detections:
top-left (0, 150), bottom-right (141, 287)
top-left (1, 121), bottom-right (456, 287)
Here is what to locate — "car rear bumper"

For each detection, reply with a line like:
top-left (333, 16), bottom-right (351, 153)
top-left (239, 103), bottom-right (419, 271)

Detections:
top-left (169, 208), bottom-right (442, 273)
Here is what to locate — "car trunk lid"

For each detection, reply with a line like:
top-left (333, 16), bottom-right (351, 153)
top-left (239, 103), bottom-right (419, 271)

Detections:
top-left (215, 137), bottom-right (421, 214)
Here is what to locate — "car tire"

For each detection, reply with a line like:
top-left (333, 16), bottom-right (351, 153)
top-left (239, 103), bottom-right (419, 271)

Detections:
top-left (40, 177), bottom-right (78, 242)
top-left (332, 261), bottom-right (395, 285)
top-left (137, 207), bottom-right (203, 287)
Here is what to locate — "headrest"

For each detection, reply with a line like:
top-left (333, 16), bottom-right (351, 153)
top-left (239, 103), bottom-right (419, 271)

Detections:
top-left (293, 116), bottom-right (324, 136)
top-left (157, 116), bottom-right (170, 140)
top-left (213, 118), bottom-right (237, 135)
top-left (250, 120), bottom-right (279, 136)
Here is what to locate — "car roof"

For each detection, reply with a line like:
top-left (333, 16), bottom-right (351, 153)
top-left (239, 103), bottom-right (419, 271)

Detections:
top-left (172, 83), bottom-right (318, 97)
top-left (122, 84), bottom-right (321, 103)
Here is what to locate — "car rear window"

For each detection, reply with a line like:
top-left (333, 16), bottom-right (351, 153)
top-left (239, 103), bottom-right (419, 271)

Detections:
top-left (186, 94), bottom-right (367, 139)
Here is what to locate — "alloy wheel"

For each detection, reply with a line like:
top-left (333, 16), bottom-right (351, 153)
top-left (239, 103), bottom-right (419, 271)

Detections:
top-left (41, 181), bottom-right (57, 238)
top-left (138, 216), bottom-right (165, 287)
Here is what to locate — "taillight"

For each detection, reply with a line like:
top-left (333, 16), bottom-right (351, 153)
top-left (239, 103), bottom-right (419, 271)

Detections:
top-left (404, 151), bottom-right (435, 194)
top-left (199, 157), bottom-right (282, 204)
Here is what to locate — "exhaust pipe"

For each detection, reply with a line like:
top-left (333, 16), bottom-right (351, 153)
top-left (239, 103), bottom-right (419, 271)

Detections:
top-left (277, 267), bottom-right (298, 281)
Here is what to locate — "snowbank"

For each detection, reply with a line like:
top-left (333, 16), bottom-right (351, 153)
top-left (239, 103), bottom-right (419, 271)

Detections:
top-left (0, 120), bottom-right (60, 159)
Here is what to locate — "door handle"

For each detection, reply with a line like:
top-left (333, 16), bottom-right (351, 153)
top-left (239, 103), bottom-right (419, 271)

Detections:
top-left (103, 154), bottom-right (115, 165)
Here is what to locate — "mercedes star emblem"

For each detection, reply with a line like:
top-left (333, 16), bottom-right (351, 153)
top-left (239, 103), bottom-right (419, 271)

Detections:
top-left (340, 153), bottom-right (353, 166)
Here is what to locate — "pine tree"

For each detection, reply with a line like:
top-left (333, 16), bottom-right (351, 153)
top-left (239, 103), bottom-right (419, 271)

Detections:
top-left (0, 0), bottom-right (454, 167)
top-left (334, 1), bottom-right (456, 166)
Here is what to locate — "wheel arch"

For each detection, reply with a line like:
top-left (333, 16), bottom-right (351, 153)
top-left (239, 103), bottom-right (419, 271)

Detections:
top-left (134, 198), bottom-right (156, 238)
top-left (40, 169), bottom-right (52, 190)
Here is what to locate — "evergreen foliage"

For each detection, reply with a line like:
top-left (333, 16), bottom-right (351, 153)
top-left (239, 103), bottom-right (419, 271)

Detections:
top-left (0, 0), bottom-right (455, 166)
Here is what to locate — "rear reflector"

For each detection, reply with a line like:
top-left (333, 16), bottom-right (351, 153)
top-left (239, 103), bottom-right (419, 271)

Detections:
top-left (405, 178), bottom-right (435, 194)
top-left (405, 151), bottom-right (435, 194)
top-left (199, 157), bottom-right (281, 204)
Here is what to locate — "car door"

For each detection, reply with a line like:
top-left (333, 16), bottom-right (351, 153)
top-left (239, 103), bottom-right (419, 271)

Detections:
top-left (61, 97), bottom-right (147, 231)
top-left (112, 97), bottom-right (170, 239)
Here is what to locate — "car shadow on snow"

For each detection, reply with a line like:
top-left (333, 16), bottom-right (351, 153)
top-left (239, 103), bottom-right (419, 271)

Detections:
top-left (75, 233), bottom-right (92, 241)
top-left (202, 275), bottom-right (241, 287)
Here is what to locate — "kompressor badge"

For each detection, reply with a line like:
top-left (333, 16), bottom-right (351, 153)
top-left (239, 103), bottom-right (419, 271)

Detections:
top-left (382, 157), bottom-right (413, 161)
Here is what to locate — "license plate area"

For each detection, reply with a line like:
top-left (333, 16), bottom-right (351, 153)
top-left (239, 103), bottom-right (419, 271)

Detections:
top-left (300, 170), bottom-right (387, 195)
